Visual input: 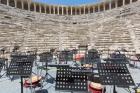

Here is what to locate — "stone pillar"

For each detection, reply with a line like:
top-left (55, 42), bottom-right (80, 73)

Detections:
top-left (93, 6), bottom-right (95, 13)
top-left (130, 0), bottom-right (132, 3)
top-left (53, 6), bottom-right (55, 14)
top-left (7, 0), bottom-right (9, 6)
top-left (109, 1), bottom-right (111, 10)
top-left (44, 5), bottom-right (46, 13)
top-left (49, 5), bottom-right (51, 14)
top-left (14, 0), bottom-right (17, 8)
top-left (28, 1), bottom-right (31, 11)
top-left (58, 6), bottom-right (60, 15)
top-left (66, 6), bottom-right (68, 15)
top-left (21, 0), bottom-right (24, 9)
top-left (115, 0), bottom-right (118, 8)
top-left (98, 4), bottom-right (100, 12)
top-left (34, 3), bottom-right (36, 12)
top-left (71, 6), bottom-right (72, 15)
top-left (123, 0), bottom-right (125, 6)
top-left (39, 4), bottom-right (41, 13)
top-left (103, 2), bottom-right (105, 11)
top-left (84, 5), bottom-right (85, 14)
top-left (79, 7), bottom-right (81, 15)
top-left (62, 6), bottom-right (64, 15)
top-left (88, 6), bottom-right (90, 13)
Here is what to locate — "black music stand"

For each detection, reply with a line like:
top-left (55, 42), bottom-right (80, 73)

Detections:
top-left (59, 50), bottom-right (72, 64)
top-left (0, 58), bottom-right (7, 78)
top-left (7, 56), bottom-right (33, 93)
top-left (87, 49), bottom-right (101, 64)
top-left (38, 52), bottom-right (55, 83)
top-left (105, 50), bottom-right (129, 63)
top-left (0, 60), bottom-right (4, 77)
top-left (97, 63), bottom-right (135, 93)
top-left (56, 65), bottom-right (88, 93)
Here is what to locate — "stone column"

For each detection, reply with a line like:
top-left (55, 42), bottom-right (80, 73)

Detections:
top-left (34, 3), bottom-right (36, 12)
top-left (49, 5), bottom-right (51, 14)
top-left (44, 5), bottom-right (46, 13)
top-left (14, 0), bottom-right (17, 8)
top-left (39, 4), bottom-right (41, 13)
top-left (115, 0), bottom-right (118, 8)
top-left (21, 0), bottom-right (24, 9)
top-left (28, 1), bottom-right (31, 11)
top-left (84, 5), bottom-right (85, 14)
top-left (58, 6), bottom-right (60, 15)
top-left (130, 0), bottom-right (132, 3)
top-left (109, 1), bottom-right (111, 10)
top-left (93, 6), bottom-right (95, 13)
top-left (123, 0), bottom-right (125, 6)
top-left (98, 4), bottom-right (100, 12)
top-left (7, 0), bottom-right (9, 6)
top-left (62, 6), bottom-right (64, 15)
top-left (66, 6), bottom-right (68, 15)
top-left (88, 6), bottom-right (91, 13)
top-left (71, 6), bottom-right (72, 15)
top-left (79, 7), bottom-right (81, 15)
top-left (103, 2), bottom-right (105, 11)
top-left (53, 6), bottom-right (55, 14)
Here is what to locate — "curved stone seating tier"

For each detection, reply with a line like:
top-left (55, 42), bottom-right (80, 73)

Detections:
top-left (0, 1), bottom-right (140, 53)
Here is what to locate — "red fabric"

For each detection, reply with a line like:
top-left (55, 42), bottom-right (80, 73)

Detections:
top-left (74, 54), bottom-right (85, 61)
top-left (23, 79), bottom-right (40, 88)
top-left (89, 85), bottom-right (102, 93)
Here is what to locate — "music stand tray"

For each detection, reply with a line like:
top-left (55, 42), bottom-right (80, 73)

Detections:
top-left (56, 66), bottom-right (88, 92)
top-left (97, 63), bottom-right (135, 93)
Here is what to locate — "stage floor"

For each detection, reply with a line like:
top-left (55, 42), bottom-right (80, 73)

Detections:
top-left (0, 60), bottom-right (140, 93)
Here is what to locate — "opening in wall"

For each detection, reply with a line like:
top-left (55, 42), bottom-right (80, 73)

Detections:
top-left (105, 3), bottom-right (109, 10)
top-left (17, 1), bottom-right (22, 9)
top-left (72, 7), bottom-right (76, 15)
top-left (9, 0), bottom-right (15, 7)
top-left (85, 7), bottom-right (88, 14)
top-left (77, 8), bottom-right (80, 15)
top-left (125, 0), bottom-right (130, 5)
top-left (24, 2), bottom-right (28, 10)
top-left (100, 4), bottom-right (104, 11)
top-left (46, 6), bottom-right (49, 14)
top-left (118, 0), bottom-right (123, 7)
top-left (41, 5), bottom-right (45, 13)
top-left (30, 3), bottom-right (34, 11)
top-left (68, 7), bottom-right (71, 15)
top-left (63, 7), bottom-right (67, 15)
top-left (81, 7), bottom-right (84, 14)
top-left (1, 0), bottom-right (7, 5)
top-left (59, 7), bottom-right (62, 15)
top-left (90, 6), bottom-right (93, 13)
top-left (36, 4), bottom-right (40, 12)
top-left (55, 6), bottom-right (58, 14)
top-left (95, 5), bottom-right (98, 12)
top-left (111, 1), bottom-right (115, 9)
top-left (51, 6), bottom-right (54, 14)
